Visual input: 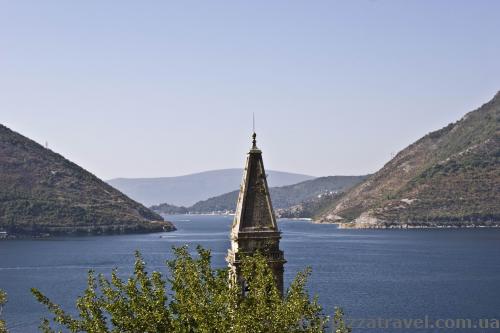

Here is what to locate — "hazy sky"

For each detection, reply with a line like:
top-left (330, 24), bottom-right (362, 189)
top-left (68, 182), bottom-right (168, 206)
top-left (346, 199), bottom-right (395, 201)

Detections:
top-left (1, 1), bottom-right (499, 180)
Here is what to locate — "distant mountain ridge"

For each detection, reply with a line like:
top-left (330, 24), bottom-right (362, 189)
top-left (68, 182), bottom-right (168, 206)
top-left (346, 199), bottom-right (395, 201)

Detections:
top-left (108, 169), bottom-right (315, 206)
top-left (0, 124), bottom-right (175, 236)
top-left (151, 175), bottom-right (367, 215)
top-left (317, 92), bottom-right (500, 228)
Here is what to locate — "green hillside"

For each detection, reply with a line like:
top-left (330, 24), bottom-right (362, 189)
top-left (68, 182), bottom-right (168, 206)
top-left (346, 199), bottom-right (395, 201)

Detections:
top-left (0, 124), bottom-right (175, 236)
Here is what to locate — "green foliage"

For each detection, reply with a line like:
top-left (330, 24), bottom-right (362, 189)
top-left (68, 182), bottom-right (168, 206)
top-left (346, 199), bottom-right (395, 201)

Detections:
top-left (333, 307), bottom-right (351, 333)
top-left (32, 246), bottom-right (343, 332)
top-left (0, 289), bottom-right (7, 333)
top-left (166, 246), bottom-right (236, 332)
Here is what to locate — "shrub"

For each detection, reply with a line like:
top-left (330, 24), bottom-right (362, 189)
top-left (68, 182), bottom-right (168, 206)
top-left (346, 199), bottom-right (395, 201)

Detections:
top-left (32, 246), bottom-right (349, 333)
top-left (0, 290), bottom-right (7, 333)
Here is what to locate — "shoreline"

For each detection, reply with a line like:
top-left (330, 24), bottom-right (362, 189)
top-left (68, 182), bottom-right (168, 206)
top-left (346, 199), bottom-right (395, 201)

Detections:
top-left (166, 213), bottom-right (500, 229)
top-left (316, 221), bottom-right (500, 229)
top-left (0, 221), bottom-right (176, 240)
top-left (164, 213), bottom-right (313, 221)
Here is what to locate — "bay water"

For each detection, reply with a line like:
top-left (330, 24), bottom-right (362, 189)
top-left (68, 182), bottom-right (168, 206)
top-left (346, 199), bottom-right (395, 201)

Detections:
top-left (1, 215), bottom-right (500, 332)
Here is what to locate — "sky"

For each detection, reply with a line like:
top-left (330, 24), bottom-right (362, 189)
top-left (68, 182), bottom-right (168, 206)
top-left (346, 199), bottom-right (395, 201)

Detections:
top-left (1, 1), bottom-right (499, 180)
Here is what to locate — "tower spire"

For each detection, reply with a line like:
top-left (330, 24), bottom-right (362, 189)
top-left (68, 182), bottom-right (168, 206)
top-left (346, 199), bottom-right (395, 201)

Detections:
top-left (227, 132), bottom-right (286, 296)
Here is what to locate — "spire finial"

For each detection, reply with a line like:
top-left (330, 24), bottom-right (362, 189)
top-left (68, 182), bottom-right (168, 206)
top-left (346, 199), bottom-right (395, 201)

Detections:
top-left (252, 113), bottom-right (257, 149)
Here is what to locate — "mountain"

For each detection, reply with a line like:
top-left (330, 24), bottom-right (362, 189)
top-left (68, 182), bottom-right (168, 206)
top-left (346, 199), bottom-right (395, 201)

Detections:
top-left (0, 124), bottom-right (175, 236)
top-left (317, 92), bottom-right (500, 228)
top-left (151, 175), bottom-right (367, 215)
top-left (149, 202), bottom-right (189, 215)
top-left (108, 169), bottom-right (315, 206)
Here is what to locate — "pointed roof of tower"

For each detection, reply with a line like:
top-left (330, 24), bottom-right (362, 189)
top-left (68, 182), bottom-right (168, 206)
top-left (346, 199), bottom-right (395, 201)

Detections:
top-left (231, 133), bottom-right (278, 234)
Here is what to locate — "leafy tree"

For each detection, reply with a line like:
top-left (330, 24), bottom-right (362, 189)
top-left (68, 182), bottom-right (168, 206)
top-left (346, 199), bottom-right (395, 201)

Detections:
top-left (333, 307), bottom-right (351, 333)
top-left (0, 289), bottom-right (7, 333)
top-left (32, 246), bottom-right (348, 332)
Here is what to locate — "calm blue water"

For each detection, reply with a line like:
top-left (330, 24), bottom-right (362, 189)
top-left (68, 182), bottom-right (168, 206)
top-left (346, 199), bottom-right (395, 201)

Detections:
top-left (1, 215), bottom-right (500, 332)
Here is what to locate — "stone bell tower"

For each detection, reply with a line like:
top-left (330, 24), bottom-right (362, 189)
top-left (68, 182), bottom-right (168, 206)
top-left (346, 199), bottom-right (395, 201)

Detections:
top-left (227, 132), bottom-right (286, 295)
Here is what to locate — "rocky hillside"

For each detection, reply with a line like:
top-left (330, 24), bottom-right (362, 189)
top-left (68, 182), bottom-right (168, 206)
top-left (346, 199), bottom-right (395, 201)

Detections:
top-left (317, 92), bottom-right (500, 228)
top-left (275, 192), bottom-right (344, 219)
top-left (152, 175), bottom-right (366, 215)
top-left (0, 124), bottom-right (175, 236)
